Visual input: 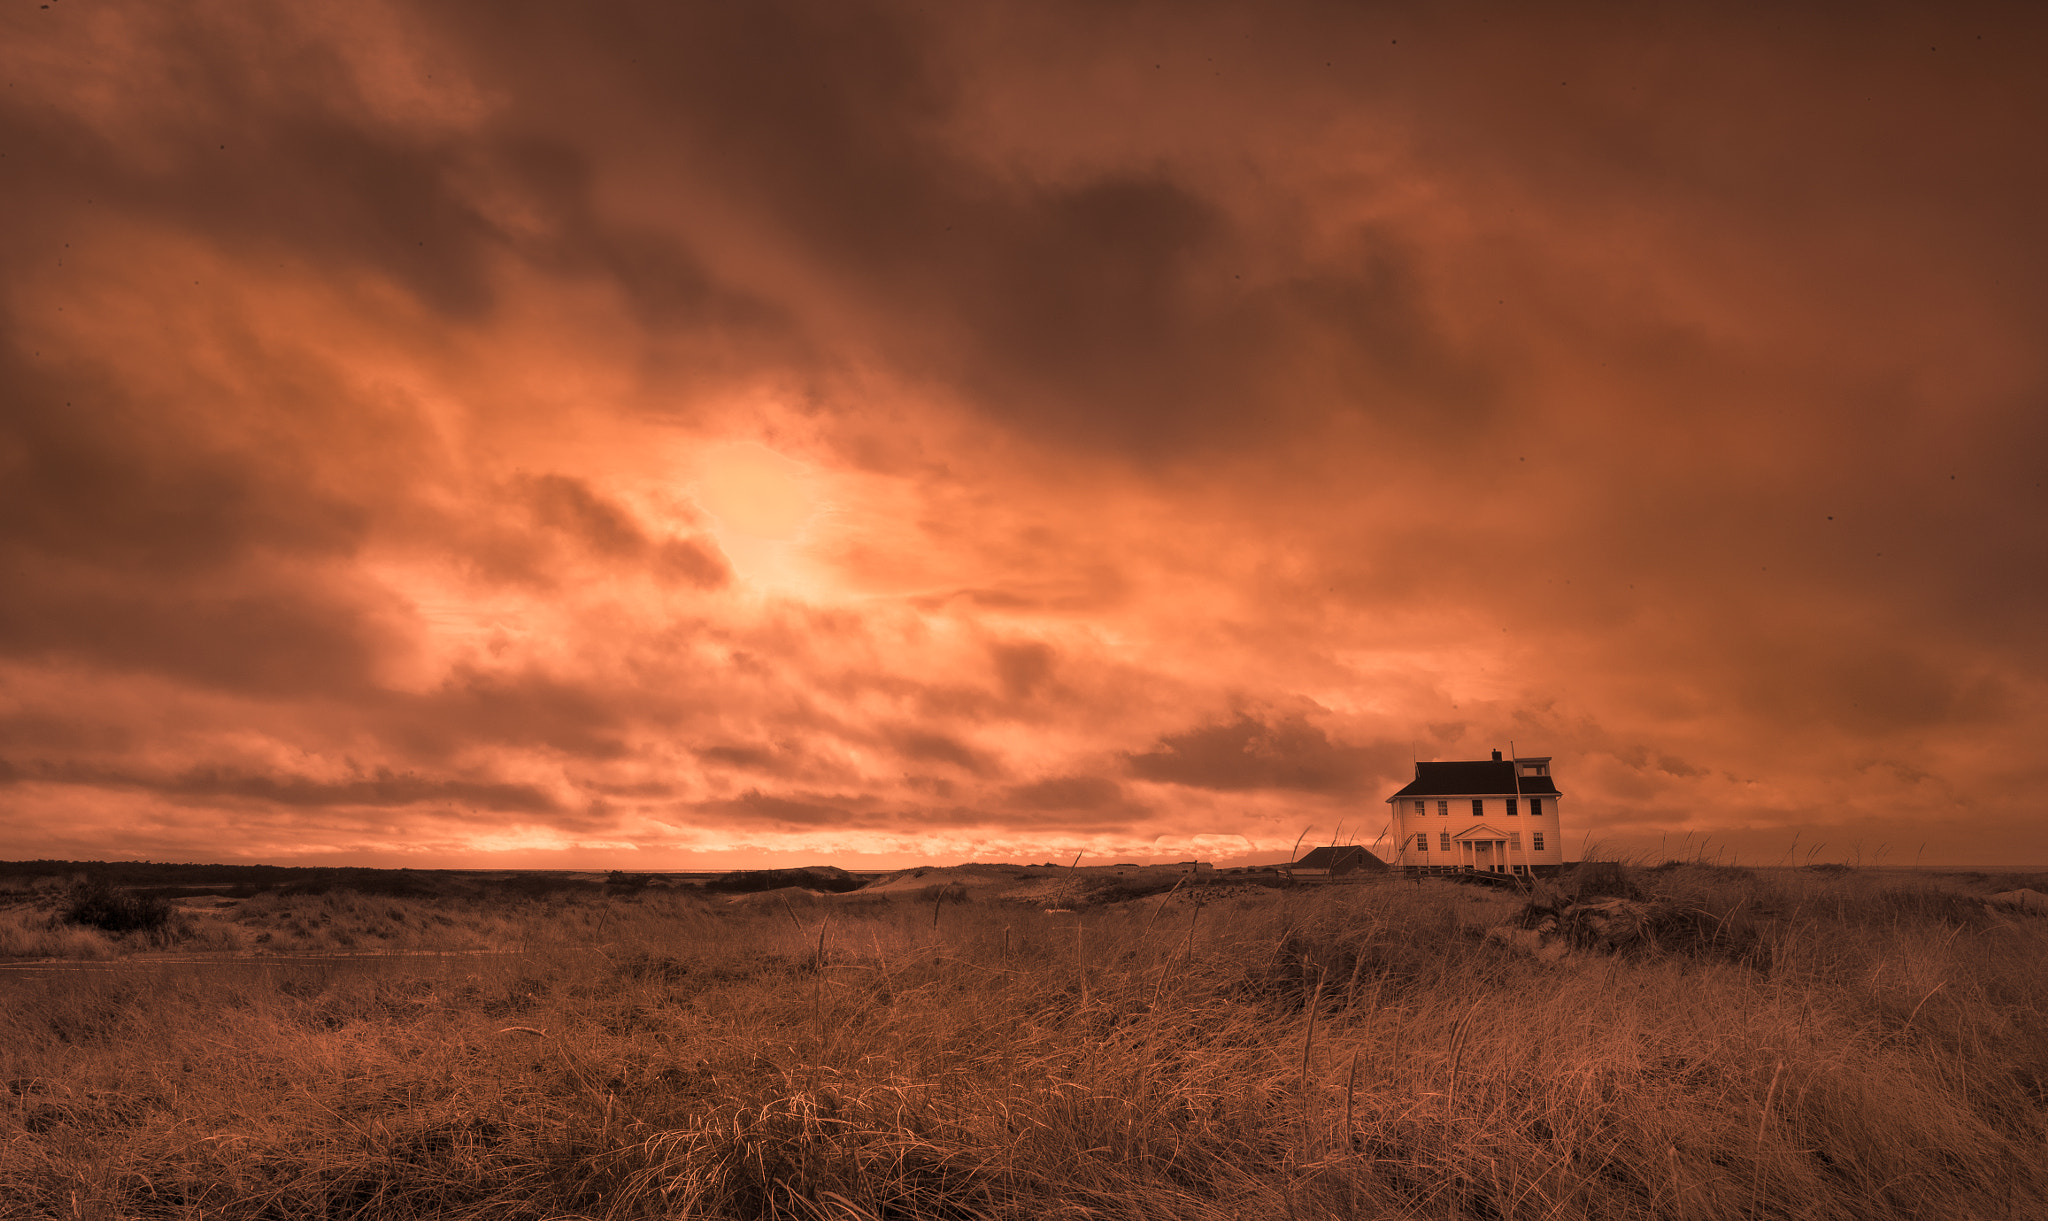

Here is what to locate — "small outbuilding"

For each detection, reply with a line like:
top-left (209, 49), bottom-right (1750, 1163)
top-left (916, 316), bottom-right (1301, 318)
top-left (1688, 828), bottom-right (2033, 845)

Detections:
top-left (1289, 845), bottom-right (1387, 876)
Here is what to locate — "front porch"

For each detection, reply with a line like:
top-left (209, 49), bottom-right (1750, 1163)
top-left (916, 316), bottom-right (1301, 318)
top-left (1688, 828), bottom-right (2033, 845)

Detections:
top-left (1452, 824), bottom-right (1528, 877)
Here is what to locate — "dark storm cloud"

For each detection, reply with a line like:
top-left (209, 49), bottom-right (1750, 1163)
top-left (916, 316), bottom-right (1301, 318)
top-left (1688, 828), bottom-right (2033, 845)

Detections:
top-left (382, 667), bottom-right (638, 762)
top-left (693, 789), bottom-right (872, 829)
top-left (0, 14), bottom-right (495, 315)
top-left (991, 641), bottom-right (1057, 702)
top-left (0, 345), bottom-right (394, 699)
top-left (0, 5), bottom-right (786, 337)
top-left (936, 190), bottom-right (1493, 455)
top-left (887, 729), bottom-right (999, 776)
top-left (1126, 712), bottom-right (1397, 795)
top-left (1005, 775), bottom-right (1125, 813)
top-left (426, 0), bottom-right (1492, 458)
top-left (0, 757), bottom-right (559, 814)
top-left (655, 538), bottom-right (733, 590)
top-left (695, 745), bottom-right (782, 773)
top-left (0, 577), bottom-right (394, 698)
top-left (455, 134), bottom-right (793, 339)
top-left (477, 474), bottom-right (731, 589)
top-left (165, 766), bottom-right (559, 814)
top-left (523, 474), bottom-right (649, 559)
top-left (0, 349), bottom-right (369, 578)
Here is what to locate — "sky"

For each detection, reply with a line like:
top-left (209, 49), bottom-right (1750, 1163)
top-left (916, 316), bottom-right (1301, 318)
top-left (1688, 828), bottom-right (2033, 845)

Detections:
top-left (3, 1), bottom-right (2045, 870)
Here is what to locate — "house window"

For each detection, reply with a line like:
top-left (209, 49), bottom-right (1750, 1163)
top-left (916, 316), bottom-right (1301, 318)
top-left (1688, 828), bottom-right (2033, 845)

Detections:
top-left (1532, 832), bottom-right (1545, 852)
top-left (1437, 800), bottom-right (1449, 816)
top-left (1440, 832), bottom-right (1451, 851)
top-left (1509, 832), bottom-right (1521, 849)
top-left (1413, 800), bottom-right (1425, 815)
top-left (1414, 835), bottom-right (1427, 853)
top-left (1529, 799), bottom-right (1543, 817)
top-left (1506, 798), bottom-right (1518, 816)
top-left (1470, 799), bottom-right (1484, 817)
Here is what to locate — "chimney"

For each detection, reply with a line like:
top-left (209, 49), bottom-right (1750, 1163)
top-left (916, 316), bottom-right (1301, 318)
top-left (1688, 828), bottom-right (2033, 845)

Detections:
top-left (1491, 749), bottom-right (1502, 761)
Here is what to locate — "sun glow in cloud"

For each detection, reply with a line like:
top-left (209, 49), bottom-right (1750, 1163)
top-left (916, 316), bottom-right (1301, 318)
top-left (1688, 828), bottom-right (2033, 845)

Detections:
top-left (1, 1), bottom-right (2044, 869)
top-left (694, 443), bottom-right (818, 541)
top-left (686, 439), bottom-right (839, 597)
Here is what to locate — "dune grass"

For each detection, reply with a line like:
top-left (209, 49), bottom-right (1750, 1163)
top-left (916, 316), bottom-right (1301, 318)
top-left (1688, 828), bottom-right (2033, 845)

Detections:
top-left (1, 865), bottom-right (2044, 1219)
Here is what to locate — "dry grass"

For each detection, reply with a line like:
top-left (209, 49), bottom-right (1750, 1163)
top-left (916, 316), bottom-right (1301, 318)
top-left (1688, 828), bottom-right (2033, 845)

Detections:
top-left (1, 866), bottom-right (2044, 1219)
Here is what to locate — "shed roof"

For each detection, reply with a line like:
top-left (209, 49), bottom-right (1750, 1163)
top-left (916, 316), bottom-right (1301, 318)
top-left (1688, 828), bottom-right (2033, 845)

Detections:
top-left (1292, 845), bottom-right (1386, 871)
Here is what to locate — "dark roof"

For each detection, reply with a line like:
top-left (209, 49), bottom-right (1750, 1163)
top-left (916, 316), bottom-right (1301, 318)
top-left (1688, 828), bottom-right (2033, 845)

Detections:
top-left (1292, 845), bottom-right (1386, 871)
top-left (1389, 760), bottom-right (1561, 799)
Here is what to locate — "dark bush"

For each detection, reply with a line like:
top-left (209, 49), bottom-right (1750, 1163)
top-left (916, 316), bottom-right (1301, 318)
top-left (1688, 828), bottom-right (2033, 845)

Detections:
top-left (61, 880), bottom-right (172, 934)
top-left (279, 870), bottom-right (436, 898)
top-left (1083, 875), bottom-right (1185, 904)
top-left (1241, 902), bottom-right (1483, 1010)
top-left (490, 874), bottom-right (602, 899)
top-left (703, 867), bottom-right (863, 895)
top-left (1860, 887), bottom-right (1993, 931)
top-left (1984, 872), bottom-right (2048, 893)
top-left (1569, 860), bottom-right (1637, 900)
top-left (613, 952), bottom-right (691, 983)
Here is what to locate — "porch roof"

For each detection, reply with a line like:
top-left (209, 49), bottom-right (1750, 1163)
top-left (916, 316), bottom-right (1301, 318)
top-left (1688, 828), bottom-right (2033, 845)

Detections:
top-left (1452, 824), bottom-right (1511, 841)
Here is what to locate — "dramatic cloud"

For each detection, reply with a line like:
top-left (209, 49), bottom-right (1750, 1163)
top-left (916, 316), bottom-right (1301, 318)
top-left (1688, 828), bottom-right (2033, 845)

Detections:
top-left (1127, 713), bottom-right (1392, 796)
top-left (2, 1), bottom-right (2043, 867)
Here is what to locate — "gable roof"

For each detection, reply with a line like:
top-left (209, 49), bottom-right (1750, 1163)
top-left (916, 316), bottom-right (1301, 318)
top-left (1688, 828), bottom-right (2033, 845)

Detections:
top-left (1292, 845), bottom-right (1386, 871)
top-left (1388, 759), bottom-right (1560, 799)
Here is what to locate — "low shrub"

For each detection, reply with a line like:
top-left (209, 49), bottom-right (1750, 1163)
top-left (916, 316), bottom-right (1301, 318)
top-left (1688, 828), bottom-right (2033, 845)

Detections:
top-left (1862, 886), bottom-right (1994, 931)
top-left (1648, 860), bottom-right (1756, 884)
top-left (487, 874), bottom-right (602, 899)
top-left (60, 880), bottom-right (172, 935)
top-left (0, 916), bottom-right (116, 959)
top-left (1082, 874), bottom-right (1190, 905)
top-left (703, 866), bottom-right (863, 895)
top-left (918, 882), bottom-right (971, 905)
top-left (1569, 859), bottom-right (1637, 900)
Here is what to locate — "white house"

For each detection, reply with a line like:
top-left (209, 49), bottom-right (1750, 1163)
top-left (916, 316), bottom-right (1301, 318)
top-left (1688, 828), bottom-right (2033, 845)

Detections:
top-left (1385, 750), bottom-right (1564, 878)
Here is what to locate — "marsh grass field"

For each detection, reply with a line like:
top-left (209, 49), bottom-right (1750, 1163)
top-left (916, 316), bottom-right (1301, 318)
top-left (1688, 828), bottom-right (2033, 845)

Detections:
top-left (2, 861), bottom-right (2045, 1220)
